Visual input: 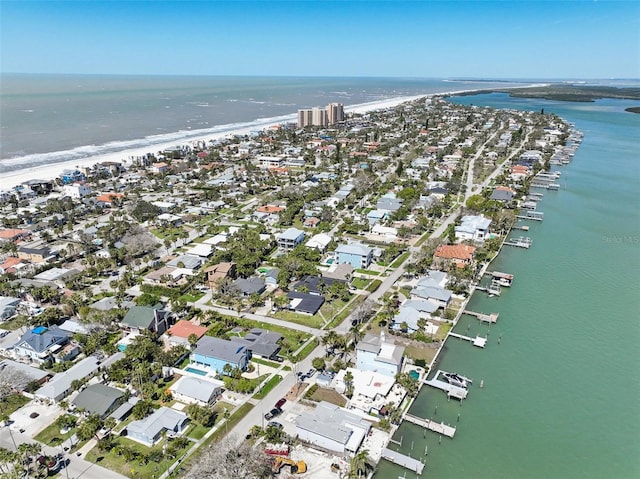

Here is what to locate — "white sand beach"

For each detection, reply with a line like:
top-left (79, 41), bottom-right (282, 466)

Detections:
top-left (0, 89), bottom-right (506, 190)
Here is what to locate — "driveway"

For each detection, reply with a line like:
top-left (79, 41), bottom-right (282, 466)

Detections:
top-left (9, 399), bottom-right (63, 437)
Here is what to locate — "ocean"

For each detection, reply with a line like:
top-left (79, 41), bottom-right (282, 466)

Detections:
top-left (0, 74), bottom-right (520, 172)
top-left (375, 93), bottom-right (640, 479)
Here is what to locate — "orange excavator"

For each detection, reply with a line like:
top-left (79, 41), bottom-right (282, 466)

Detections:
top-left (272, 456), bottom-right (307, 474)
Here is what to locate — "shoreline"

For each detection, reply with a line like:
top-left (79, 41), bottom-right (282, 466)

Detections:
top-left (0, 86), bottom-right (542, 191)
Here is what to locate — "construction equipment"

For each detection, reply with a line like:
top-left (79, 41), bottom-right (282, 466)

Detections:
top-left (272, 456), bottom-right (307, 474)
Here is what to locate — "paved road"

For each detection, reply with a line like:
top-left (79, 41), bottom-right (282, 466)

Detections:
top-left (0, 427), bottom-right (127, 479)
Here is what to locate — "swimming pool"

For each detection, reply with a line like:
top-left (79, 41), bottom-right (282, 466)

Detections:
top-left (185, 367), bottom-right (207, 376)
top-left (409, 370), bottom-right (420, 380)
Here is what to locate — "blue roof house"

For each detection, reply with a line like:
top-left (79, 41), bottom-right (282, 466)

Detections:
top-left (336, 243), bottom-right (373, 269)
top-left (13, 326), bottom-right (70, 364)
top-left (191, 336), bottom-right (250, 375)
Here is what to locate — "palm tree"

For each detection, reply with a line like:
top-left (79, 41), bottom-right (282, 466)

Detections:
top-left (349, 449), bottom-right (374, 478)
top-left (343, 371), bottom-right (354, 398)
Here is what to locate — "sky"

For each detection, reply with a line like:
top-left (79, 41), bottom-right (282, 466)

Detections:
top-left (1, 1), bottom-right (639, 79)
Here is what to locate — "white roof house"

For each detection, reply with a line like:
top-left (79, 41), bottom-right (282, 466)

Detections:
top-left (296, 401), bottom-right (371, 455)
top-left (455, 215), bottom-right (492, 242)
top-left (36, 356), bottom-right (101, 402)
top-left (306, 233), bottom-right (332, 252)
top-left (170, 376), bottom-right (224, 406)
top-left (127, 407), bottom-right (189, 446)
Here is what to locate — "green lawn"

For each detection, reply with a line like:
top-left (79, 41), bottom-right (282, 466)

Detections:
top-left (272, 310), bottom-right (325, 329)
top-left (186, 424), bottom-right (208, 440)
top-left (366, 279), bottom-right (383, 293)
top-left (180, 291), bottom-right (205, 303)
top-left (390, 251), bottom-right (411, 268)
top-left (0, 394), bottom-right (30, 416)
top-left (34, 422), bottom-right (73, 447)
top-left (351, 277), bottom-right (371, 289)
top-left (252, 374), bottom-right (282, 400)
top-left (86, 436), bottom-right (192, 479)
top-left (355, 268), bottom-right (380, 276)
top-left (251, 357), bottom-right (281, 368)
top-left (292, 337), bottom-right (319, 362)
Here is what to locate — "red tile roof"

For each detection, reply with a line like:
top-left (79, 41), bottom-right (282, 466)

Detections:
top-left (167, 320), bottom-right (208, 339)
top-left (435, 244), bottom-right (476, 261)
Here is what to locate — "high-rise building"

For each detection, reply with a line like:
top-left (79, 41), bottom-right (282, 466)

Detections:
top-left (298, 102), bottom-right (343, 128)
top-left (326, 102), bottom-right (345, 125)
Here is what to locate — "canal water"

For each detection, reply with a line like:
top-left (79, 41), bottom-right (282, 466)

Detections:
top-left (375, 93), bottom-right (640, 479)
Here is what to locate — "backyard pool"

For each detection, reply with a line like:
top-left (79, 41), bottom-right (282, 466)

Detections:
top-left (185, 367), bottom-right (208, 376)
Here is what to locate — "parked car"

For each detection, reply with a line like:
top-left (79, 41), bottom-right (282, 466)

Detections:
top-left (307, 368), bottom-right (316, 377)
top-left (29, 412), bottom-right (39, 419)
top-left (275, 398), bottom-right (286, 409)
top-left (264, 408), bottom-right (282, 420)
top-left (267, 421), bottom-right (283, 430)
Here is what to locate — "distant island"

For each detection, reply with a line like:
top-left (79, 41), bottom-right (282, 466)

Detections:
top-left (454, 84), bottom-right (640, 112)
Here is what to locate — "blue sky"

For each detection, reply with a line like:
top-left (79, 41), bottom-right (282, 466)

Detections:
top-left (1, 1), bottom-right (638, 79)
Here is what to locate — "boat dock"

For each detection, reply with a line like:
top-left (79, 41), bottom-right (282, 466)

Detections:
top-left (512, 224), bottom-right (530, 231)
top-left (463, 310), bottom-right (499, 323)
top-left (381, 448), bottom-right (425, 474)
top-left (404, 413), bottom-right (457, 438)
top-left (504, 236), bottom-right (532, 248)
top-left (449, 332), bottom-right (487, 348)
top-left (516, 210), bottom-right (544, 221)
top-left (488, 271), bottom-right (514, 286)
top-left (475, 283), bottom-right (501, 296)
top-left (423, 370), bottom-right (469, 400)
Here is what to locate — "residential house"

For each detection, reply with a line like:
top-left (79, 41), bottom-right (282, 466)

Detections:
top-left (170, 376), bottom-right (224, 406)
top-left (205, 262), bottom-right (237, 289)
top-left (433, 244), bottom-right (476, 268)
top-left (286, 291), bottom-right (325, 316)
top-left (233, 277), bottom-right (266, 296)
top-left (72, 384), bottom-right (124, 418)
top-left (333, 368), bottom-right (406, 416)
top-left (0, 229), bottom-right (31, 243)
top-left (230, 328), bottom-right (282, 359)
top-left (0, 296), bottom-right (21, 320)
top-left (294, 275), bottom-right (344, 296)
top-left (489, 186), bottom-right (516, 203)
top-left (17, 246), bottom-right (52, 264)
top-left (0, 359), bottom-right (49, 391)
top-left (277, 228), bottom-right (305, 252)
top-left (391, 299), bottom-right (440, 333)
top-left (0, 257), bottom-right (24, 275)
top-left (36, 356), bottom-right (102, 402)
top-left (322, 263), bottom-right (354, 282)
top-left (376, 195), bottom-right (402, 213)
top-left (167, 255), bottom-right (202, 273)
top-left (355, 332), bottom-right (404, 378)
top-left (455, 215), bottom-right (492, 242)
top-left (165, 320), bottom-right (208, 348)
top-left (295, 401), bottom-right (371, 455)
top-left (151, 162), bottom-right (169, 174)
top-left (63, 183), bottom-right (92, 199)
top-left (13, 326), bottom-right (71, 364)
top-left (264, 268), bottom-right (280, 286)
top-left (306, 233), bottom-right (332, 252)
top-left (127, 407), bottom-right (189, 446)
top-left (335, 243), bottom-right (373, 269)
top-left (121, 306), bottom-right (171, 335)
top-left (191, 336), bottom-right (250, 374)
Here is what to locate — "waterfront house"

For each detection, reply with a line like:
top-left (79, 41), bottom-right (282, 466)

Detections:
top-left (191, 336), bottom-right (250, 374)
top-left (0, 296), bottom-right (21, 320)
top-left (433, 244), bottom-right (476, 268)
top-left (334, 368), bottom-right (406, 416)
top-left (454, 215), bottom-right (492, 242)
top-left (391, 299), bottom-right (440, 333)
top-left (127, 407), bottom-right (188, 446)
top-left (295, 401), bottom-right (371, 455)
top-left (277, 228), bottom-right (305, 252)
top-left (335, 242), bottom-right (373, 269)
top-left (72, 384), bottom-right (124, 418)
top-left (355, 332), bottom-right (404, 378)
top-left (170, 376), bottom-right (224, 406)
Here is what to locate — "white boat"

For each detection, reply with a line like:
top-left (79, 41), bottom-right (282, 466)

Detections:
top-left (443, 372), bottom-right (472, 389)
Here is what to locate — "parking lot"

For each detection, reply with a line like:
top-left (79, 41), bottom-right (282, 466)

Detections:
top-left (9, 399), bottom-right (63, 437)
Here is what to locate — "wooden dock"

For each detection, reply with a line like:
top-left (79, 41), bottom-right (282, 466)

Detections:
top-left (475, 284), bottom-right (501, 296)
top-left (464, 310), bottom-right (499, 323)
top-left (404, 414), bottom-right (457, 438)
top-left (449, 332), bottom-right (487, 348)
top-left (381, 448), bottom-right (425, 474)
top-left (516, 211), bottom-right (544, 221)
top-left (512, 224), bottom-right (530, 231)
top-left (488, 271), bottom-right (514, 286)
top-left (423, 370), bottom-right (468, 400)
top-left (504, 236), bottom-right (532, 248)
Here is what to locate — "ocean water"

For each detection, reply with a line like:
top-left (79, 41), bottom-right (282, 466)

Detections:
top-left (0, 74), bottom-right (520, 172)
top-left (376, 93), bottom-right (640, 479)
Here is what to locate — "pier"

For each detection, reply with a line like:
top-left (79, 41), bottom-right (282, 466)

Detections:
top-left (463, 310), bottom-right (499, 323)
top-left (424, 370), bottom-right (469, 400)
top-left (381, 448), bottom-right (425, 474)
top-left (475, 283), bottom-right (501, 296)
top-left (449, 332), bottom-right (487, 348)
top-left (504, 236), bottom-right (532, 248)
top-left (516, 210), bottom-right (544, 221)
top-left (404, 414), bottom-right (457, 438)
top-left (512, 224), bottom-right (530, 231)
